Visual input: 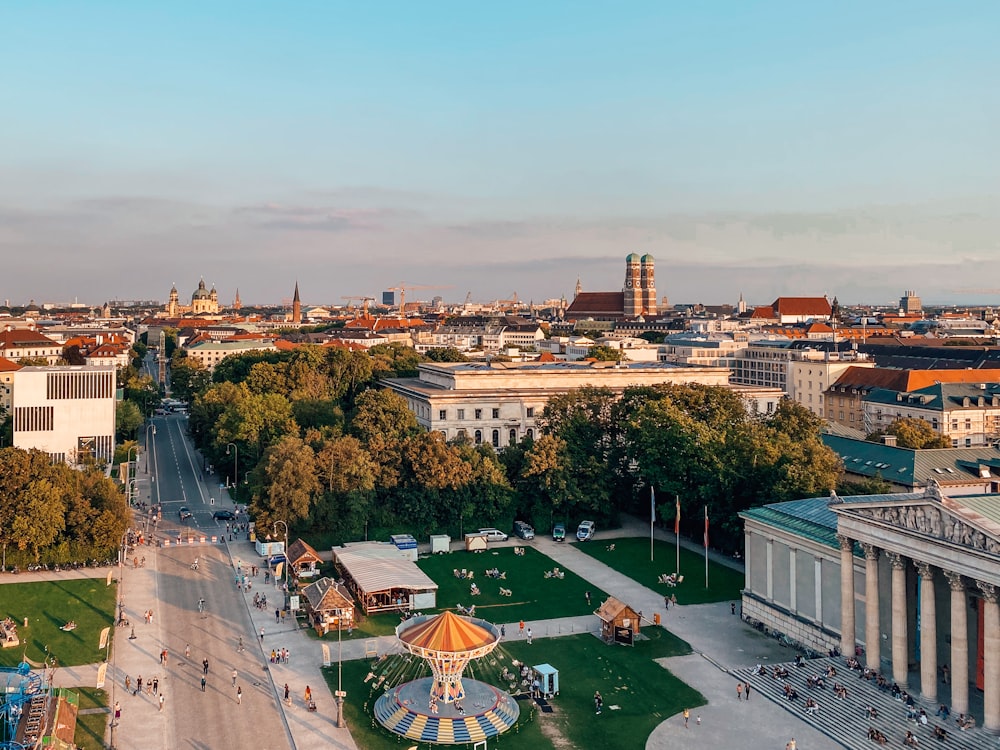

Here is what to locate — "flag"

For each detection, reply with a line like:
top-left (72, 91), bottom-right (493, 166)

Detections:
top-left (703, 506), bottom-right (709, 549)
top-left (674, 496), bottom-right (681, 535)
top-left (650, 487), bottom-right (656, 524)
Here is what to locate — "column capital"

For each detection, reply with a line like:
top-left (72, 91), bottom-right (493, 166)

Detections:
top-left (944, 570), bottom-right (965, 592)
top-left (978, 581), bottom-right (998, 604)
top-left (914, 560), bottom-right (934, 578)
top-left (836, 534), bottom-right (854, 552)
top-left (861, 542), bottom-right (880, 561)
top-left (886, 551), bottom-right (907, 570)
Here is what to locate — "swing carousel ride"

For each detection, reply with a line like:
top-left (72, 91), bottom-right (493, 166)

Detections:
top-left (372, 611), bottom-right (521, 744)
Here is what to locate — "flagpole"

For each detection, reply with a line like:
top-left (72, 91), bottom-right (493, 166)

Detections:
top-left (675, 495), bottom-right (680, 576)
top-left (650, 486), bottom-right (655, 563)
top-left (704, 505), bottom-right (709, 589)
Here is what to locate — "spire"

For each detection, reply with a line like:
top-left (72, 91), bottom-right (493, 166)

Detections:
top-left (292, 280), bottom-right (302, 324)
top-left (293, 281), bottom-right (300, 303)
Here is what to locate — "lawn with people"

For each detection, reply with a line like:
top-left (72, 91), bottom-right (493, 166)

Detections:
top-left (310, 545), bottom-right (610, 643)
top-left (0, 578), bottom-right (117, 668)
top-left (574, 537), bottom-right (744, 604)
top-left (328, 625), bottom-right (701, 749)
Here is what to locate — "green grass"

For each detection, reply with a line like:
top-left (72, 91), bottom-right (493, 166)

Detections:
top-left (309, 546), bottom-right (610, 645)
top-left (73, 688), bottom-right (109, 750)
top-left (0, 578), bottom-right (117, 667)
top-left (415, 546), bottom-right (610, 622)
top-left (326, 627), bottom-right (700, 749)
top-left (573, 537), bottom-right (744, 605)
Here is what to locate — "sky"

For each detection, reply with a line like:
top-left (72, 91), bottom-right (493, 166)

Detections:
top-left (1, 1), bottom-right (998, 308)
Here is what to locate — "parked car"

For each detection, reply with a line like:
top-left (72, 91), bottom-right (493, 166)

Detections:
top-left (576, 520), bottom-right (596, 541)
top-left (178, 506), bottom-right (193, 520)
top-left (212, 510), bottom-right (235, 521)
top-left (477, 528), bottom-right (509, 542)
top-left (513, 521), bottom-right (535, 540)
top-left (552, 523), bottom-right (566, 542)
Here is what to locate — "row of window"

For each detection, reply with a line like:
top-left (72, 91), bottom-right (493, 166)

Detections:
top-left (451, 428), bottom-right (535, 447)
top-left (46, 370), bottom-right (114, 400)
top-left (438, 407), bottom-right (536, 421)
top-left (14, 406), bottom-right (54, 432)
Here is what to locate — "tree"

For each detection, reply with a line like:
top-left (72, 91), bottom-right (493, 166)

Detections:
top-left (116, 400), bottom-right (143, 442)
top-left (368, 342), bottom-right (426, 378)
top-left (868, 417), bottom-right (950, 449)
top-left (251, 435), bottom-right (319, 528)
top-left (11, 478), bottom-right (65, 561)
top-left (424, 347), bottom-right (469, 363)
top-left (169, 353), bottom-right (211, 402)
top-left (588, 345), bottom-right (623, 362)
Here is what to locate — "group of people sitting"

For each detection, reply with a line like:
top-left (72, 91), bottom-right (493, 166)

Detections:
top-left (932, 725), bottom-right (949, 741)
top-left (770, 665), bottom-right (790, 680)
top-left (803, 697), bottom-right (820, 715)
top-left (832, 682), bottom-right (848, 700)
top-left (453, 569), bottom-right (475, 580)
top-left (484, 568), bottom-right (506, 579)
top-left (867, 726), bottom-right (889, 745)
top-left (59, 621), bottom-right (77, 631)
top-left (657, 572), bottom-right (682, 586)
top-left (455, 603), bottom-right (476, 616)
top-left (543, 568), bottom-right (565, 579)
top-left (469, 582), bottom-right (481, 596)
top-left (903, 730), bottom-right (919, 747)
top-left (782, 683), bottom-right (800, 702)
top-left (955, 713), bottom-right (976, 730)
top-left (805, 674), bottom-right (826, 689)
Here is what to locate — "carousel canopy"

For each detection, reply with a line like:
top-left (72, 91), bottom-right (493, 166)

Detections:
top-left (400, 611), bottom-right (495, 653)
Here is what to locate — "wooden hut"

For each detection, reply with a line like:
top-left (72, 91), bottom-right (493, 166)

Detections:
top-left (594, 596), bottom-right (642, 645)
top-left (287, 538), bottom-right (323, 579)
top-left (302, 577), bottom-right (356, 635)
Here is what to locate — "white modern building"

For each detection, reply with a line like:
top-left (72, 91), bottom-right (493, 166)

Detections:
top-left (12, 365), bottom-right (116, 465)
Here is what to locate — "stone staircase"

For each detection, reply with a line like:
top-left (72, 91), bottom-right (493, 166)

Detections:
top-left (732, 657), bottom-right (998, 750)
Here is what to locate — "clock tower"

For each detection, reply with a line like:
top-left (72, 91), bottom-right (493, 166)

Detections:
top-left (623, 253), bottom-right (642, 317)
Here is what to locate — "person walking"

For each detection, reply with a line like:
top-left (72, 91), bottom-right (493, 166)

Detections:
top-left (585, 591), bottom-right (591, 606)
top-left (500, 624), bottom-right (506, 638)
top-left (275, 608), bottom-right (280, 623)
top-left (744, 681), bottom-right (751, 701)
top-left (232, 669), bottom-right (238, 687)
top-left (113, 701), bottom-right (121, 726)
top-left (526, 627), bottom-right (533, 645)
top-left (152, 677), bottom-right (159, 695)
top-left (736, 682), bottom-right (743, 701)
top-left (236, 686), bottom-right (242, 705)
top-left (158, 693), bottom-right (165, 712)
top-left (594, 691), bottom-right (603, 715)
top-left (518, 620), bottom-right (525, 637)
top-left (731, 602), bottom-right (737, 615)
top-left (125, 675), bottom-right (131, 694)
top-left (785, 739), bottom-right (796, 750)
top-left (304, 685), bottom-right (312, 705)
top-left (260, 627), bottom-right (265, 642)
top-left (203, 658), bottom-right (210, 675)
top-left (185, 643), bottom-right (191, 658)
top-left (200, 676), bottom-right (206, 692)
top-left (683, 708), bottom-right (690, 728)
top-left (137, 676), bottom-right (143, 694)
top-left (283, 683), bottom-right (290, 704)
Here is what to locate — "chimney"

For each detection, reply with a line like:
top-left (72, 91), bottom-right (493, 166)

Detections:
top-left (882, 435), bottom-right (898, 447)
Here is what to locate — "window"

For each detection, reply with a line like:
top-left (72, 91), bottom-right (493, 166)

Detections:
top-left (526, 428), bottom-right (534, 440)
top-left (526, 407), bottom-right (535, 418)
top-left (509, 428), bottom-right (517, 445)
top-left (492, 408), bottom-right (500, 419)
top-left (839, 410), bottom-right (844, 420)
top-left (965, 419), bottom-right (972, 430)
top-left (457, 409), bottom-right (465, 420)
top-left (439, 409), bottom-right (447, 421)
top-left (457, 428), bottom-right (467, 439)
top-left (474, 430), bottom-right (482, 445)
top-left (491, 430), bottom-right (500, 447)
top-left (474, 409), bottom-right (482, 420)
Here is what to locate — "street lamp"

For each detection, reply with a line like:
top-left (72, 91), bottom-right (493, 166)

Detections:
top-left (335, 607), bottom-right (346, 728)
top-left (226, 442), bottom-right (238, 495)
top-left (127, 479), bottom-right (147, 508)
top-left (144, 424), bottom-right (156, 476)
top-left (126, 443), bottom-right (139, 480)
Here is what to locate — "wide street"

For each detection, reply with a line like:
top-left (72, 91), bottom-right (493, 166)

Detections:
top-left (105, 412), bottom-right (293, 750)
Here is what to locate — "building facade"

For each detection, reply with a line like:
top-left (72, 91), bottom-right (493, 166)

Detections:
top-left (741, 484), bottom-right (1000, 731)
top-left (12, 366), bottom-right (116, 465)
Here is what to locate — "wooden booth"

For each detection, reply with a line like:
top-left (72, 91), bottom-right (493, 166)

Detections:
top-left (595, 596), bottom-right (642, 645)
top-left (333, 542), bottom-right (438, 614)
top-left (302, 577), bottom-right (355, 635)
top-left (286, 538), bottom-right (323, 580)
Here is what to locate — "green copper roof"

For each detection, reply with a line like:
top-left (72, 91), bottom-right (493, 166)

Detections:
top-left (953, 494), bottom-right (1000, 526)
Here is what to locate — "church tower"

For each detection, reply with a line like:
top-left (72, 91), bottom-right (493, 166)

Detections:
top-left (623, 254), bottom-right (642, 317)
top-left (737, 292), bottom-right (747, 315)
top-left (167, 284), bottom-right (179, 317)
top-left (639, 254), bottom-right (657, 316)
top-left (233, 288), bottom-right (242, 311)
top-left (292, 281), bottom-right (302, 324)
top-left (574, 278), bottom-right (582, 300)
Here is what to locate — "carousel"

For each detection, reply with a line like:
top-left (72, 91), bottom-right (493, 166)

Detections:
top-left (373, 611), bottom-right (520, 744)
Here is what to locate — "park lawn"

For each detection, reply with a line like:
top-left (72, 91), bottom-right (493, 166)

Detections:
top-left (0, 578), bottom-right (117, 668)
top-left (325, 626), bottom-right (698, 749)
top-left (574, 537), bottom-right (744, 605)
top-left (416, 546), bottom-right (609, 622)
top-left (72, 687), bottom-right (108, 750)
top-left (305, 611), bottom-right (400, 643)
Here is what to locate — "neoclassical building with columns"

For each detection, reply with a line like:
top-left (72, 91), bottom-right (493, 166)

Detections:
top-left (741, 483), bottom-right (1000, 732)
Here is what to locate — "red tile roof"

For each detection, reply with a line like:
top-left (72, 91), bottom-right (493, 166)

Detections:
top-left (832, 367), bottom-right (1000, 392)
top-left (771, 297), bottom-right (832, 316)
top-left (564, 292), bottom-right (626, 318)
top-left (749, 306), bottom-right (776, 319)
top-left (0, 357), bottom-right (22, 372)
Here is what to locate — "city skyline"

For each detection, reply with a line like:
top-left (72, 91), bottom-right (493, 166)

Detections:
top-left (2, 2), bottom-right (998, 306)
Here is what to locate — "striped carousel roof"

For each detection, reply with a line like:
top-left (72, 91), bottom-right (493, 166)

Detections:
top-left (399, 611), bottom-right (495, 653)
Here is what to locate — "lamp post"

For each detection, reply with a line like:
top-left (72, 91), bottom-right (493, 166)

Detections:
top-left (126, 444), bottom-right (139, 482)
top-left (226, 442), bottom-right (238, 496)
top-left (144, 424), bottom-right (156, 474)
top-left (335, 606), bottom-right (346, 728)
top-left (127, 479), bottom-right (147, 508)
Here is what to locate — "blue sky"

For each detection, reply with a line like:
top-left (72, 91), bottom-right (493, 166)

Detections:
top-left (1, 1), bottom-right (998, 307)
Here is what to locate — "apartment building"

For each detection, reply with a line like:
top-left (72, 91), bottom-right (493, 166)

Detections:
top-left (184, 340), bottom-right (278, 372)
top-left (0, 328), bottom-right (63, 364)
top-left (787, 350), bottom-right (873, 417)
top-left (863, 382), bottom-right (1000, 447)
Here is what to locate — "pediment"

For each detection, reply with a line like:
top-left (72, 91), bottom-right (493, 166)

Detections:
top-left (837, 498), bottom-right (1000, 557)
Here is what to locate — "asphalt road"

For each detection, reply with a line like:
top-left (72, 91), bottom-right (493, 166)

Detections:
top-left (128, 413), bottom-right (292, 750)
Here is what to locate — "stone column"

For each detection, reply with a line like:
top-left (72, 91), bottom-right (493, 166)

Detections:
top-left (887, 552), bottom-right (908, 687)
top-left (915, 561), bottom-right (937, 703)
top-left (862, 543), bottom-right (881, 669)
top-left (978, 582), bottom-right (1000, 734)
top-left (838, 535), bottom-right (856, 657)
top-left (944, 571), bottom-right (968, 715)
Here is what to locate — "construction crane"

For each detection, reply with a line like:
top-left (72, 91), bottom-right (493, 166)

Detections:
top-left (387, 283), bottom-right (451, 313)
top-left (341, 296), bottom-right (375, 315)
